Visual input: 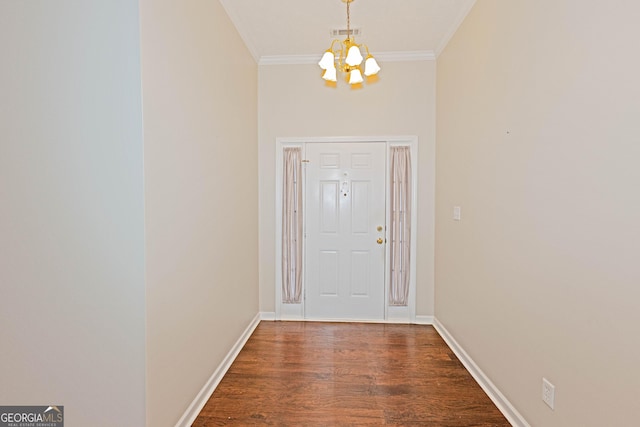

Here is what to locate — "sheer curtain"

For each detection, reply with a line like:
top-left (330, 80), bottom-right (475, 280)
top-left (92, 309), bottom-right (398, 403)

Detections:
top-left (389, 146), bottom-right (412, 306)
top-left (282, 147), bottom-right (303, 303)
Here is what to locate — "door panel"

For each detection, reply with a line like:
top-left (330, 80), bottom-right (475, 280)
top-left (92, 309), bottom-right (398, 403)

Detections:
top-left (305, 142), bottom-right (386, 320)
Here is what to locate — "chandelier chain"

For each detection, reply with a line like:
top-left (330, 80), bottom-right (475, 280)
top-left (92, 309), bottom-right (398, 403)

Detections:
top-left (347, 1), bottom-right (351, 38)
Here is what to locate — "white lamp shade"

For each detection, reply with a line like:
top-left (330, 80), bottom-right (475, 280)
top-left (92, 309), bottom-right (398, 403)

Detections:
top-left (364, 56), bottom-right (381, 76)
top-left (322, 67), bottom-right (337, 82)
top-left (345, 45), bottom-right (364, 66)
top-left (348, 68), bottom-right (364, 85)
top-left (318, 51), bottom-right (335, 70)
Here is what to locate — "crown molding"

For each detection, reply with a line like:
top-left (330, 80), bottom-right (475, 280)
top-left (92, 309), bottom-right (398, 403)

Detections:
top-left (259, 54), bottom-right (322, 65)
top-left (375, 50), bottom-right (436, 62)
top-left (259, 50), bottom-right (435, 66)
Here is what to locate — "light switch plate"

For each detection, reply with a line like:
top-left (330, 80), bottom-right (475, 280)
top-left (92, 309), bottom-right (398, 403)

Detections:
top-left (453, 206), bottom-right (461, 221)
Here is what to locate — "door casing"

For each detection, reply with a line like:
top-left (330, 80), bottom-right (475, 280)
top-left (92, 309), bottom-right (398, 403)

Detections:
top-left (275, 136), bottom-right (418, 323)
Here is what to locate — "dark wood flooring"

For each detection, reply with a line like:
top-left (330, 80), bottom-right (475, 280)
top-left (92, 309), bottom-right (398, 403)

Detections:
top-left (193, 321), bottom-right (510, 426)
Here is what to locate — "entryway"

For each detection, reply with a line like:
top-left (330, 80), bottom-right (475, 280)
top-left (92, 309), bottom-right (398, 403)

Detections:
top-left (275, 137), bottom-right (418, 323)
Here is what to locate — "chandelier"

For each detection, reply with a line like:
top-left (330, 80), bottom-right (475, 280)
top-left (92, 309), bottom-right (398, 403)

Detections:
top-left (318, 0), bottom-right (381, 85)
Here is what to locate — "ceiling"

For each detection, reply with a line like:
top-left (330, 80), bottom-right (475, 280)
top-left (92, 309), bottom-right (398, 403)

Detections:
top-left (218, 0), bottom-right (477, 63)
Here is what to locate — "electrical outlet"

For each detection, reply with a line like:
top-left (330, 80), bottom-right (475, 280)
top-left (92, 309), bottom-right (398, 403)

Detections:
top-left (542, 378), bottom-right (555, 410)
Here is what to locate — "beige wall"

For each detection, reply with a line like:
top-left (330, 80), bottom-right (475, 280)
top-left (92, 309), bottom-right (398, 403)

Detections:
top-left (140, 1), bottom-right (259, 425)
top-left (436, 1), bottom-right (640, 426)
top-left (259, 61), bottom-right (436, 316)
top-left (0, 1), bottom-right (146, 426)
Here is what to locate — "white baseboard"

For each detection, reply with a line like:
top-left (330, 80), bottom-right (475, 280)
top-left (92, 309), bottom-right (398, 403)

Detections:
top-left (260, 311), bottom-right (276, 321)
top-left (301, 317), bottom-right (393, 324)
top-left (260, 312), bottom-right (433, 325)
top-left (175, 313), bottom-right (261, 427)
top-left (414, 315), bottom-right (434, 325)
top-left (433, 318), bottom-right (530, 427)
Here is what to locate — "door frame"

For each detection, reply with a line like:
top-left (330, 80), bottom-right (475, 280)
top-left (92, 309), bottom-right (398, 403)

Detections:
top-left (275, 136), bottom-right (418, 323)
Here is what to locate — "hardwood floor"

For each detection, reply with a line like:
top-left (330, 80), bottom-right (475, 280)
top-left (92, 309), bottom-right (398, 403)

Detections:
top-left (193, 322), bottom-right (510, 426)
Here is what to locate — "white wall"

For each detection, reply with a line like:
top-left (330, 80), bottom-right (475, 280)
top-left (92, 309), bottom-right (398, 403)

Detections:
top-left (0, 1), bottom-right (146, 426)
top-left (140, 1), bottom-right (259, 425)
top-left (259, 61), bottom-right (436, 316)
top-left (436, 1), bottom-right (640, 425)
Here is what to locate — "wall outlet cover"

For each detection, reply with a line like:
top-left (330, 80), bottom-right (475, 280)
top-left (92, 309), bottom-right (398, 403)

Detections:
top-left (542, 377), bottom-right (555, 410)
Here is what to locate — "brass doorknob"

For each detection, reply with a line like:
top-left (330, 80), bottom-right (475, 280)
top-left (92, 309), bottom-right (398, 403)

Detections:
top-left (377, 238), bottom-right (384, 244)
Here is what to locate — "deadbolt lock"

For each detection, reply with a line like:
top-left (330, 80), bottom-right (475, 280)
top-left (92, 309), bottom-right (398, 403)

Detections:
top-left (377, 226), bottom-right (383, 232)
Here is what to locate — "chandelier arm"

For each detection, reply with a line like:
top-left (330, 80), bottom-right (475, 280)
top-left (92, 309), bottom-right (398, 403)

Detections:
top-left (330, 38), bottom-right (344, 71)
top-left (330, 39), bottom-right (340, 52)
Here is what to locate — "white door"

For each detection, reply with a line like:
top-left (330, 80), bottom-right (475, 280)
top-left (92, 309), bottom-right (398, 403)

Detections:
top-left (305, 142), bottom-right (386, 320)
